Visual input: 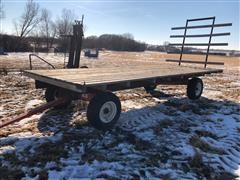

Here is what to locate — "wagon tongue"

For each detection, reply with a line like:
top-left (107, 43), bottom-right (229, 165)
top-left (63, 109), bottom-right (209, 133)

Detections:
top-left (0, 98), bottom-right (69, 129)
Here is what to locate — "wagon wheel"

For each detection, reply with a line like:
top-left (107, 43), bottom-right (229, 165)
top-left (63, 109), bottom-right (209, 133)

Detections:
top-left (187, 77), bottom-right (203, 100)
top-left (87, 92), bottom-right (121, 130)
top-left (45, 86), bottom-right (72, 109)
top-left (144, 84), bottom-right (157, 92)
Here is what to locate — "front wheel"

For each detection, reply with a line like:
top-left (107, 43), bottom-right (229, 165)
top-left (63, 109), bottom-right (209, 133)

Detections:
top-left (87, 92), bottom-right (121, 130)
top-left (187, 77), bottom-right (203, 100)
top-left (144, 84), bottom-right (157, 92)
top-left (45, 86), bottom-right (72, 109)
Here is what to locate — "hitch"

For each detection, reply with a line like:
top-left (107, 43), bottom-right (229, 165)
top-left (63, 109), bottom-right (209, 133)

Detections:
top-left (0, 98), bottom-right (68, 129)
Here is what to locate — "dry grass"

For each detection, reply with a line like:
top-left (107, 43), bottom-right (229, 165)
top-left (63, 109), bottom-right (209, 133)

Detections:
top-left (189, 135), bottom-right (225, 154)
top-left (0, 51), bottom-right (239, 71)
top-left (0, 51), bottom-right (239, 179)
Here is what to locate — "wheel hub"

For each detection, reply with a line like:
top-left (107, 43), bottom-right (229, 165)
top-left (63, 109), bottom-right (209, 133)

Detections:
top-left (103, 108), bottom-right (110, 114)
top-left (195, 82), bottom-right (202, 96)
top-left (99, 101), bottom-right (117, 123)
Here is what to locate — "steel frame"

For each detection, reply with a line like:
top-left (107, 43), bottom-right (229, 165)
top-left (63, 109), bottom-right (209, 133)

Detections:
top-left (169, 17), bottom-right (232, 68)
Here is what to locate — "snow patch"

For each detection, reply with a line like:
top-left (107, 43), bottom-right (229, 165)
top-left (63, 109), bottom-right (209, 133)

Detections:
top-left (121, 100), bottom-right (145, 109)
top-left (17, 114), bottom-right (42, 125)
top-left (25, 99), bottom-right (44, 111)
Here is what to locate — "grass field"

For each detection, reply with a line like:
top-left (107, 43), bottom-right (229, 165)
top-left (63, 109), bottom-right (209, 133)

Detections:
top-left (0, 51), bottom-right (239, 179)
top-left (0, 51), bottom-right (239, 71)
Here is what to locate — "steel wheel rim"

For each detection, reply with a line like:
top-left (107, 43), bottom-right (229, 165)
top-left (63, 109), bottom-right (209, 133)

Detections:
top-left (195, 82), bottom-right (202, 96)
top-left (99, 101), bottom-right (117, 123)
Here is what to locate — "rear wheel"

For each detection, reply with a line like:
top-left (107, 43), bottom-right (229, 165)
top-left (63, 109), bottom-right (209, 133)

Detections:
top-left (187, 77), bottom-right (203, 100)
top-left (87, 92), bottom-right (121, 130)
top-left (144, 84), bottom-right (157, 92)
top-left (45, 86), bottom-right (72, 109)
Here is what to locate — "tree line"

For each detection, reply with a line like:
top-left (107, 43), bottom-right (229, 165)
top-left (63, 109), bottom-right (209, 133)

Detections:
top-left (1, 0), bottom-right (77, 52)
top-left (83, 34), bottom-right (146, 52)
top-left (0, 0), bottom-right (177, 53)
top-left (0, 0), bottom-right (147, 52)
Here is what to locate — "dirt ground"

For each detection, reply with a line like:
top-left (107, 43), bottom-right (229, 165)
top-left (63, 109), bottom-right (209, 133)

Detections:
top-left (0, 51), bottom-right (239, 71)
top-left (0, 51), bottom-right (239, 179)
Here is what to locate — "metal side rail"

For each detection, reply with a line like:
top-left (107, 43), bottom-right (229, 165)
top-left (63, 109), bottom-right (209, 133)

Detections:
top-left (29, 54), bottom-right (55, 70)
top-left (169, 16), bottom-right (232, 68)
top-left (166, 59), bottom-right (224, 65)
top-left (0, 98), bottom-right (68, 129)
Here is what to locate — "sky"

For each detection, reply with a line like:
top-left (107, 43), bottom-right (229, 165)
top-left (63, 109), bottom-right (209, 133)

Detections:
top-left (0, 0), bottom-right (239, 50)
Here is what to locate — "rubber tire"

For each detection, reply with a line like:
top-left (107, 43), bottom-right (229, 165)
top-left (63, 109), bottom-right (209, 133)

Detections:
top-left (144, 84), bottom-right (157, 92)
top-left (87, 92), bottom-right (121, 130)
top-left (187, 77), bottom-right (203, 100)
top-left (45, 87), bottom-right (71, 109)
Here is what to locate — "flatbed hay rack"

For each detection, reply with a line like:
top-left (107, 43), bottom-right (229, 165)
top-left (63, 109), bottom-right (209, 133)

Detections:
top-left (0, 17), bottom-right (232, 130)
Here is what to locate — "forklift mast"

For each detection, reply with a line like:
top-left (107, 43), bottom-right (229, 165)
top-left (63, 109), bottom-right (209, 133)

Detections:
top-left (67, 16), bottom-right (84, 68)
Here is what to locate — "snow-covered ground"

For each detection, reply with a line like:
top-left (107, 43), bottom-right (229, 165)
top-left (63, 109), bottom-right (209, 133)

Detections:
top-left (0, 52), bottom-right (239, 179)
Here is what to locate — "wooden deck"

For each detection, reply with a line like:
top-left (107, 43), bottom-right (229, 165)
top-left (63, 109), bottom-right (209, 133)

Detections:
top-left (24, 65), bottom-right (223, 93)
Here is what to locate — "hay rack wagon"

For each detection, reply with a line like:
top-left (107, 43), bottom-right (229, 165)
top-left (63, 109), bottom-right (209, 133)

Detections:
top-left (0, 17), bottom-right (232, 130)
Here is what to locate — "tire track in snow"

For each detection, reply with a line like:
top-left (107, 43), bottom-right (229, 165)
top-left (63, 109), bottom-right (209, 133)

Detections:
top-left (118, 95), bottom-right (240, 178)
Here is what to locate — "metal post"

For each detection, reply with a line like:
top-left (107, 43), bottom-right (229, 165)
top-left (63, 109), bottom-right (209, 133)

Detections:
top-left (73, 21), bottom-right (83, 68)
top-left (67, 16), bottom-right (84, 69)
top-left (67, 36), bottom-right (75, 68)
top-left (205, 17), bottom-right (215, 68)
top-left (179, 20), bottom-right (188, 66)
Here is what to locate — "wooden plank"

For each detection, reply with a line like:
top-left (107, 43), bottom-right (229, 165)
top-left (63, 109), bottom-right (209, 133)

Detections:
top-left (35, 68), bottom-right (179, 80)
top-left (60, 69), bottom-right (206, 84)
top-left (26, 66), bottom-right (202, 82)
top-left (166, 59), bottom-right (224, 65)
top-left (25, 67), bottom-right (177, 82)
top-left (82, 69), bottom-right (222, 85)
top-left (24, 66), bottom-right (223, 93)
top-left (25, 66), bottom-right (221, 83)
top-left (25, 65), bottom-right (176, 76)
top-left (25, 71), bottom-right (85, 93)
top-left (25, 66), bottom-right (162, 76)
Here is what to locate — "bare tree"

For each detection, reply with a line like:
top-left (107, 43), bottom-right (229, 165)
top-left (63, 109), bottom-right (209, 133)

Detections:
top-left (55, 9), bottom-right (76, 52)
top-left (163, 41), bottom-right (170, 52)
top-left (56, 8), bottom-right (76, 36)
top-left (40, 8), bottom-right (56, 49)
top-left (40, 8), bottom-right (50, 48)
top-left (30, 30), bottom-right (41, 53)
top-left (14, 0), bottom-right (40, 38)
top-left (49, 22), bottom-right (57, 48)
